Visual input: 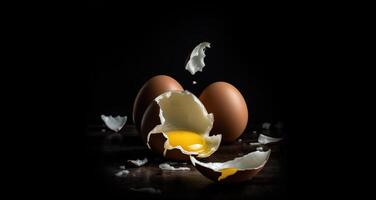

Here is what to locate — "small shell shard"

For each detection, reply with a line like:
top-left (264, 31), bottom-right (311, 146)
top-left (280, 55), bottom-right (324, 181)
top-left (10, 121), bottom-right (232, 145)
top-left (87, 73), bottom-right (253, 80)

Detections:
top-left (159, 163), bottom-right (190, 171)
top-left (258, 134), bottom-right (283, 144)
top-left (127, 158), bottom-right (148, 167)
top-left (185, 42), bottom-right (211, 75)
top-left (115, 169), bottom-right (129, 177)
top-left (101, 115), bottom-right (127, 132)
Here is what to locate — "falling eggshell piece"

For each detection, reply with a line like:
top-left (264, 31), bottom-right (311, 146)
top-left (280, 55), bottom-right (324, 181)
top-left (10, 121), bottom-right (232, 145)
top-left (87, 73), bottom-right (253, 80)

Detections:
top-left (199, 82), bottom-right (248, 143)
top-left (190, 149), bottom-right (270, 183)
top-left (185, 42), bottom-right (211, 75)
top-left (141, 90), bottom-right (222, 161)
top-left (132, 75), bottom-right (183, 131)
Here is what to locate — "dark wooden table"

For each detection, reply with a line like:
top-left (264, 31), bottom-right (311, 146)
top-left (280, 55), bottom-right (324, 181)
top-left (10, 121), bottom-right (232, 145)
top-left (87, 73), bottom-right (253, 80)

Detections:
top-left (86, 125), bottom-right (287, 199)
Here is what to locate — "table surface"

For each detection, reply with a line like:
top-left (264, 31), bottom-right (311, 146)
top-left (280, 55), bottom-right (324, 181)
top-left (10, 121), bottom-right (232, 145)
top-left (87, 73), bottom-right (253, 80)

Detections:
top-left (86, 125), bottom-right (287, 199)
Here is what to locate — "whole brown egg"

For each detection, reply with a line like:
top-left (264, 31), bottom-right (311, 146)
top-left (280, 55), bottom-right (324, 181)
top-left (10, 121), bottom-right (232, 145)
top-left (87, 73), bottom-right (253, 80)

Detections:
top-left (132, 75), bottom-right (183, 131)
top-left (199, 82), bottom-right (248, 143)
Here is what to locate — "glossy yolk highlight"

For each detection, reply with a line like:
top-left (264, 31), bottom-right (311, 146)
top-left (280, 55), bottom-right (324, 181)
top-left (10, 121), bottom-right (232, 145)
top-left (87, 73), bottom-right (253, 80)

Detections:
top-left (218, 168), bottom-right (238, 181)
top-left (166, 130), bottom-right (208, 153)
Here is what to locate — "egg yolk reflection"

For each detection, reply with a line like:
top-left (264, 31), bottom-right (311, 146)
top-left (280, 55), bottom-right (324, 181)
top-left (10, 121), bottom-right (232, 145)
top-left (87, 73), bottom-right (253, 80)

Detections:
top-left (166, 130), bottom-right (209, 153)
top-left (218, 168), bottom-right (238, 181)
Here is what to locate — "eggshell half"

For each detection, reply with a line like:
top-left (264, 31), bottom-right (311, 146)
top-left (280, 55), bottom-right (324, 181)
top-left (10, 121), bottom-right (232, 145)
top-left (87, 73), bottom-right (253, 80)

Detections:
top-left (190, 150), bottom-right (270, 183)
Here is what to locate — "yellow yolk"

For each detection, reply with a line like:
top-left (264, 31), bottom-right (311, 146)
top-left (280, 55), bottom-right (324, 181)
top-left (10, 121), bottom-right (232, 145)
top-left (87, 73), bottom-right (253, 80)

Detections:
top-left (165, 130), bottom-right (208, 153)
top-left (218, 168), bottom-right (238, 181)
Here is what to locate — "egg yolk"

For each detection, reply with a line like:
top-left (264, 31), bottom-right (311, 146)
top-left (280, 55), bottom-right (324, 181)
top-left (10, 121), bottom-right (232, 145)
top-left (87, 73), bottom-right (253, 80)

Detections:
top-left (166, 130), bottom-right (208, 153)
top-left (218, 168), bottom-right (238, 181)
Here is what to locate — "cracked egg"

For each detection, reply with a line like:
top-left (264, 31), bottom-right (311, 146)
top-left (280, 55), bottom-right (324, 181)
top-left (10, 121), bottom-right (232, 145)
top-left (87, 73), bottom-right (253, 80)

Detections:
top-left (190, 149), bottom-right (271, 183)
top-left (141, 90), bottom-right (222, 161)
top-left (133, 75), bottom-right (183, 131)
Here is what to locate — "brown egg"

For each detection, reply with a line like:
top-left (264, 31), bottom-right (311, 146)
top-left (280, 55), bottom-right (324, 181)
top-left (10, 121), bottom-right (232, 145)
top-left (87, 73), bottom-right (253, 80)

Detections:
top-left (199, 82), bottom-right (248, 143)
top-left (132, 75), bottom-right (183, 131)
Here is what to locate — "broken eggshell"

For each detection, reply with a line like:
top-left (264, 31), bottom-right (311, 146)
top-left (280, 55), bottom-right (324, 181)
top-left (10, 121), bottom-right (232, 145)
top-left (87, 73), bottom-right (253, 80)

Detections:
top-left (101, 115), bottom-right (127, 132)
top-left (258, 134), bottom-right (283, 144)
top-left (141, 90), bottom-right (221, 161)
top-left (190, 149), bottom-right (271, 183)
top-left (132, 75), bottom-right (183, 131)
top-left (115, 169), bottom-right (129, 177)
top-left (127, 158), bottom-right (148, 167)
top-left (185, 42), bottom-right (210, 75)
top-left (159, 163), bottom-right (190, 171)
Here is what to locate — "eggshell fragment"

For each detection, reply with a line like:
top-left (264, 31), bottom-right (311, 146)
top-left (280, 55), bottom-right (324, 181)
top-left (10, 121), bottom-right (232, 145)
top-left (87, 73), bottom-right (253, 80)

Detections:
top-left (115, 169), bottom-right (129, 177)
top-left (127, 158), bottom-right (148, 167)
top-left (258, 134), bottom-right (283, 144)
top-left (190, 150), bottom-right (271, 183)
top-left (185, 42), bottom-right (210, 75)
top-left (132, 75), bottom-right (183, 131)
top-left (159, 163), bottom-right (190, 171)
top-left (101, 115), bottom-right (127, 132)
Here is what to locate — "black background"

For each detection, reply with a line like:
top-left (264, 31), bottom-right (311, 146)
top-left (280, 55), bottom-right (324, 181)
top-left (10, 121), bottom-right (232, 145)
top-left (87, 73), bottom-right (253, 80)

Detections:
top-left (85, 3), bottom-right (292, 127)
top-left (6, 1), bottom-right (364, 198)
